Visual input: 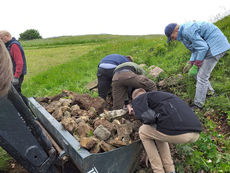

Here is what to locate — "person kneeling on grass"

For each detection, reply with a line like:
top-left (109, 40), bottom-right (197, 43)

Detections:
top-left (127, 88), bottom-right (202, 173)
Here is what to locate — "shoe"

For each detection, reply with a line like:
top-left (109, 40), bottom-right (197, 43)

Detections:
top-left (190, 104), bottom-right (202, 112)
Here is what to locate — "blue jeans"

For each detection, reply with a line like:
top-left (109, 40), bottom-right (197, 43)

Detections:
top-left (194, 51), bottom-right (225, 107)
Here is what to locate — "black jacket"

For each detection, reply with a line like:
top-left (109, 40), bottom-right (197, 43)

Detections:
top-left (132, 91), bottom-right (202, 135)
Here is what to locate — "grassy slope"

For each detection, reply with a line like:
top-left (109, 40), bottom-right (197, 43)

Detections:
top-left (1, 17), bottom-right (230, 172)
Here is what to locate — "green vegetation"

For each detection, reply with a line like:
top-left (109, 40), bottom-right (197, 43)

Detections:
top-left (19, 29), bottom-right (42, 40)
top-left (1, 16), bottom-right (230, 172)
top-left (0, 148), bottom-right (10, 171)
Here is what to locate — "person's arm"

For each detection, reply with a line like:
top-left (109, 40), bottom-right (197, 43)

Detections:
top-left (186, 28), bottom-right (209, 67)
top-left (132, 94), bottom-right (157, 124)
top-left (10, 44), bottom-right (24, 78)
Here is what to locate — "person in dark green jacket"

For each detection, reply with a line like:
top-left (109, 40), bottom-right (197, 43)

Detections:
top-left (112, 62), bottom-right (156, 109)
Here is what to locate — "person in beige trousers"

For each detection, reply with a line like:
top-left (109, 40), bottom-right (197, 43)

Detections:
top-left (127, 88), bottom-right (202, 173)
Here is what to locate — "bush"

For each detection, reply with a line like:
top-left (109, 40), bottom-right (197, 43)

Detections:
top-left (19, 29), bottom-right (42, 40)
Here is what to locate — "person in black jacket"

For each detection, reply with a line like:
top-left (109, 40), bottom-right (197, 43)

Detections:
top-left (127, 88), bottom-right (202, 173)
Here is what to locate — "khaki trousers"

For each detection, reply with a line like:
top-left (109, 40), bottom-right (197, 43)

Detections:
top-left (112, 71), bottom-right (156, 109)
top-left (139, 125), bottom-right (200, 173)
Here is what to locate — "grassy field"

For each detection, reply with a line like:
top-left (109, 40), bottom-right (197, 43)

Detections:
top-left (1, 16), bottom-right (230, 172)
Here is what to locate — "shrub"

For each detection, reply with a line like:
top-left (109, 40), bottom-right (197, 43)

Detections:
top-left (19, 29), bottom-right (42, 40)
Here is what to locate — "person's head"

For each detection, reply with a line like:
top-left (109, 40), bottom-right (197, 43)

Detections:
top-left (126, 55), bottom-right (133, 62)
top-left (0, 39), bottom-right (13, 97)
top-left (0, 30), bottom-right (12, 43)
top-left (164, 23), bottom-right (179, 43)
top-left (132, 88), bottom-right (146, 99)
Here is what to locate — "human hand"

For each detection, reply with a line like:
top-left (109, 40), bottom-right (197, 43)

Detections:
top-left (12, 77), bottom-right (19, 85)
top-left (126, 104), bottom-right (134, 115)
top-left (183, 63), bottom-right (192, 73)
top-left (188, 65), bottom-right (198, 76)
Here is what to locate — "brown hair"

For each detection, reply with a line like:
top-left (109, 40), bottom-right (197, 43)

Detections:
top-left (0, 39), bottom-right (13, 96)
top-left (125, 55), bottom-right (133, 62)
top-left (132, 88), bottom-right (146, 99)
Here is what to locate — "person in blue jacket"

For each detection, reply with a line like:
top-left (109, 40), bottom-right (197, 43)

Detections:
top-left (97, 54), bottom-right (133, 100)
top-left (164, 22), bottom-right (230, 109)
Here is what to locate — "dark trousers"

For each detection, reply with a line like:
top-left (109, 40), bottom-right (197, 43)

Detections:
top-left (13, 75), bottom-right (28, 106)
top-left (112, 71), bottom-right (157, 109)
top-left (13, 75), bottom-right (24, 94)
top-left (97, 68), bottom-right (115, 100)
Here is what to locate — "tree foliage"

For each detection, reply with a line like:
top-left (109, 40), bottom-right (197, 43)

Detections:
top-left (19, 29), bottom-right (42, 40)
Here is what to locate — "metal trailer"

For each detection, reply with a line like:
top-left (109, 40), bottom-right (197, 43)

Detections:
top-left (0, 87), bottom-right (143, 173)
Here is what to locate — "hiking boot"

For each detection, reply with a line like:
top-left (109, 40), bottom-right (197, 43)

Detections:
top-left (190, 104), bottom-right (202, 112)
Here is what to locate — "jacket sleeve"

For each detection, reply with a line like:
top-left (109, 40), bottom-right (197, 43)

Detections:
top-left (10, 44), bottom-right (24, 78)
top-left (132, 94), bottom-right (157, 125)
top-left (185, 28), bottom-right (209, 67)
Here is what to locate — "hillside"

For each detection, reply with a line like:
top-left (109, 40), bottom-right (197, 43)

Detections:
top-left (1, 16), bottom-right (230, 172)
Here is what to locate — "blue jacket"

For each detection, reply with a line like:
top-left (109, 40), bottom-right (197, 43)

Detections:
top-left (99, 54), bottom-right (130, 66)
top-left (177, 22), bottom-right (230, 66)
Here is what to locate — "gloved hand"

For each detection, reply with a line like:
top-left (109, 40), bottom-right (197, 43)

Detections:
top-left (188, 65), bottom-right (198, 76)
top-left (12, 77), bottom-right (19, 85)
top-left (183, 63), bottom-right (192, 73)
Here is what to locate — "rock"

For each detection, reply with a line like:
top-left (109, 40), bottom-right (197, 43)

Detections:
top-left (116, 123), bottom-right (133, 145)
top-left (61, 106), bottom-right (71, 113)
top-left (91, 97), bottom-right (106, 114)
top-left (59, 98), bottom-right (72, 106)
top-left (90, 143), bottom-right (101, 153)
top-left (100, 109), bottom-right (128, 121)
top-left (72, 94), bottom-right (106, 114)
top-left (148, 65), bottom-right (164, 78)
top-left (100, 141), bottom-right (116, 152)
top-left (63, 111), bottom-right (71, 117)
top-left (158, 79), bottom-right (167, 87)
top-left (71, 104), bottom-right (81, 116)
top-left (76, 122), bottom-right (93, 138)
top-left (108, 138), bottom-right (127, 147)
top-left (52, 107), bottom-right (63, 121)
top-left (36, 97), bottom-right (49, 103)
top-left (80, 137), bottom-right (98, 150)
top-left (93, 125), bottom-right (111, 141)
top-left (166, 74), bottom-right (183, 86)
top-left (45, 101), bottom-right (61, 113)
top-left (88, 107), bottom-right (97, 119)
top-left (61, 117), bottom-right (77, 133)
top-left (158, 74), bottom-right (183, 88)
top-left (86, 79), bottom-right (98, 90)
top-left (75, 116), bottom-right (90, 124)
top-left (94, 119), bottom-right (116, 134)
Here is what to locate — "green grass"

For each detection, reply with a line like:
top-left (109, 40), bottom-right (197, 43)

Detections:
top-left (0, 148), bottom-right (10, 171)
top-left (25, 44), bottom-right (97, 80)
